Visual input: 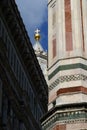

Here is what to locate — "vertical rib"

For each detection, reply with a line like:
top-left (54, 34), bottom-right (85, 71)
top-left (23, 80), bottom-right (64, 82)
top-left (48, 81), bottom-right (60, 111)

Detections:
top-left (80, 0), bottom-right (85, 51)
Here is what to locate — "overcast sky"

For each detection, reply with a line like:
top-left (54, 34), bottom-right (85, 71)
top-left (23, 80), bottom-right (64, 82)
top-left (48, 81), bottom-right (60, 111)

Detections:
top-left (16, 0), bottom-right (48, 50)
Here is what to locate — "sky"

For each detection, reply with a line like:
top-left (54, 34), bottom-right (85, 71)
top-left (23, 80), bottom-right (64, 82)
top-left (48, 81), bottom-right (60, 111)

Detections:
top-left (16, 0), bottom-right (48, 51)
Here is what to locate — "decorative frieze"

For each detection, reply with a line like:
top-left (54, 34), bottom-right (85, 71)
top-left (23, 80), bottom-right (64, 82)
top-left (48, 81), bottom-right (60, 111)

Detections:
top-left (49, 74), bottom-right (87, 91)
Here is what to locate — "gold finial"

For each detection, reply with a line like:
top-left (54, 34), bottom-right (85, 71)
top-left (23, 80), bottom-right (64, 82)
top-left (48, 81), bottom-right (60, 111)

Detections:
top-left (34, 28), bottom-right (40, 41)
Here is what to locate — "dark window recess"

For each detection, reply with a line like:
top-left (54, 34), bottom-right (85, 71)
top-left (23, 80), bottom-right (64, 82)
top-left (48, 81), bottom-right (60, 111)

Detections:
top-left (53, 100), bottom-right (56, 107)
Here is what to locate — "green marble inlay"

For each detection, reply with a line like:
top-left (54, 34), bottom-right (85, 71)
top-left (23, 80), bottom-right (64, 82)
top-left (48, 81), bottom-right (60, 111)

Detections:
top-left (42, 111), bottom-right (87, 130)
top-left (48, 63), bottom-right (87, 80)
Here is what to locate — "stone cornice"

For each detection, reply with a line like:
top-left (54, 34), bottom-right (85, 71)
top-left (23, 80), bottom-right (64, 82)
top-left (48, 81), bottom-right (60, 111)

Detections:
top-left (42, 111), bottom-right (87, 130)
top-left (35, 52), bottom-right (47, 60)
top-left (41, 102), bottom-right (87, 123)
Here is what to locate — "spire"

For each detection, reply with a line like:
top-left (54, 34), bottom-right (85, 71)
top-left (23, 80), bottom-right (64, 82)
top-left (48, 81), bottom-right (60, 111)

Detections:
top-left (33, 28), bottom-right (44, 52)
top-left (34, 28), bottom-right (40, 41)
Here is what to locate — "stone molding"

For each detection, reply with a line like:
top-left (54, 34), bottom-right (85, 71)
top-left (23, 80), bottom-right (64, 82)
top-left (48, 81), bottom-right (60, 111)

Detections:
top-left (42, 109), bottom-right (87, 130)
top-left (57, 86), bottom-right (87, 96)
top-left (48, 63), bottom-right (87, 80)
